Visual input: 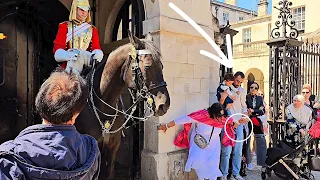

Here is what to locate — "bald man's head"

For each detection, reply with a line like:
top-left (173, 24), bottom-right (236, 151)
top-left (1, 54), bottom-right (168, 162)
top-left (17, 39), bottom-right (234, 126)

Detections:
top-left (35, 70), bottom-right (88, 124)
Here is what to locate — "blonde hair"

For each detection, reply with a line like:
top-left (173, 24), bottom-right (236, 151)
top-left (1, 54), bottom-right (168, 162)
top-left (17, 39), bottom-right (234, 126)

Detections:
top-left (303, 84), bottom-right (312, 91)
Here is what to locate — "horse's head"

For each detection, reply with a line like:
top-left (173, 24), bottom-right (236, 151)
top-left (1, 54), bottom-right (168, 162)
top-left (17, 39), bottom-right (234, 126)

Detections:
top-left (122, 31), bottom-right (170, 116)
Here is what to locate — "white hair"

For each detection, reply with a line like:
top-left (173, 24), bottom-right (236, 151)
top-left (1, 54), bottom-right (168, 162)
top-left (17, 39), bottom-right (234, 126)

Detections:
top-left (293, 94), bottom-right (305, 104)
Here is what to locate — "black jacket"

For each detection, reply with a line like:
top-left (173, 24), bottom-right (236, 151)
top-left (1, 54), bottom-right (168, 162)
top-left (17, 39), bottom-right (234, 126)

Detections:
top-left (246, 94), bottom-right (265, 134)
top-left (0, 124), bottom-right (101, 180)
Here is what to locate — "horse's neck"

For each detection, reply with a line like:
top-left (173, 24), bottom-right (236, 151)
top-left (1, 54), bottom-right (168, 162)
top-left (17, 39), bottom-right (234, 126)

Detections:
top-left (98, 51), bottom-right (128, 105)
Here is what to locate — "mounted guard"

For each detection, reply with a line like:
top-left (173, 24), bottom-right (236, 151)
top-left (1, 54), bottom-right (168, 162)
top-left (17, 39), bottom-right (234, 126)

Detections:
top-left (53, 0), bottom-right (103, 75)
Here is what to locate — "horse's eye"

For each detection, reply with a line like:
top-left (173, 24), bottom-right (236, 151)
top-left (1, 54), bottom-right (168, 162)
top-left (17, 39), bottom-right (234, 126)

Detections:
top-left (144, 66), bottom-right (151, 71)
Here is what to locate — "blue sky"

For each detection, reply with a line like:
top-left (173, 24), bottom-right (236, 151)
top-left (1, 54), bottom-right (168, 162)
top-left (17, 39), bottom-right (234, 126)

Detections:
top-left (216, 0), bottom-right (273, 14)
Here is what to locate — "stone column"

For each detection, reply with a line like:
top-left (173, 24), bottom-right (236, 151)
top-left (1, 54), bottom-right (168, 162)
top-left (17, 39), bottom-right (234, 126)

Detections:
top-left (258, 0), bottom-right (269, 16)
top-left (141, 0), bottom-right (220, 179)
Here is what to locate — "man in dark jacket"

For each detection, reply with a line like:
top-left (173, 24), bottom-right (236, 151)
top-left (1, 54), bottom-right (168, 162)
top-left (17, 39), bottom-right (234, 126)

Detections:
top-left (0, 70), bottom-right (100, 180)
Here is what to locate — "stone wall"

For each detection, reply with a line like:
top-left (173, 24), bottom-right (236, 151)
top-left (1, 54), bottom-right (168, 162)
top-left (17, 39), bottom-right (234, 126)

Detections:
top-left (141, 0), bottom-right (221, 179)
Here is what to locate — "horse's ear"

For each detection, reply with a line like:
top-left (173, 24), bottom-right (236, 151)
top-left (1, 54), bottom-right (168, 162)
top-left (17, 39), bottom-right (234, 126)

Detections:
top-left (128, 30), bottom-right (135, 45)
top-left (128, 29), bottom-right (142, 47)
top-left (145, 33), bottom-right (153, 41)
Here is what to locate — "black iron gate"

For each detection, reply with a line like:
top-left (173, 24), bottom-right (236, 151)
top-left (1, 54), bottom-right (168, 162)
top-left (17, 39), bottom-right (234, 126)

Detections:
top-left (300, 40), bottom-right (320, 95)
top-left (268, 0), bottom-right (320, 146)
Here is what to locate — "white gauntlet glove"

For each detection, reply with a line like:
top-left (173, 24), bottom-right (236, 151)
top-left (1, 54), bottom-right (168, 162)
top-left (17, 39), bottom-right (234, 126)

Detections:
top-left (92, 49), bottom-right (104, 62)
top-left (54, 49), bottom-right (78, 62)
top-left (65, 60), bottom-right (83, 75)
top-left (78, 50), bottom-right (92, 66)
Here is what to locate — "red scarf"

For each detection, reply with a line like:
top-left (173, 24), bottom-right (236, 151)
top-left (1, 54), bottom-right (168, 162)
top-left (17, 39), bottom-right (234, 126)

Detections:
top-left (174, 109), bottom-right (235, 148)
top-left (309, 120), bottom-right (320, 138)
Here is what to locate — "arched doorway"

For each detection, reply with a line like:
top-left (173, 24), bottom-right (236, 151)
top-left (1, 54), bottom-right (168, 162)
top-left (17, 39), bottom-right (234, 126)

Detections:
top-left (98, 0), bottom-right (146, 179)
top-left (0, 0), bottom-right (146, 178)
top-left (245, 68), bottom-right (265, 94)
top-left (0, 0), bottom-right (69, 143)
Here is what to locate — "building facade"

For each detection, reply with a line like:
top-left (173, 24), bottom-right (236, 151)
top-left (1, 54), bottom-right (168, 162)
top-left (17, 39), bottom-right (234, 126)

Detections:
top-left (229, 0), bottom-right (320, 103)
top-left (231, 0), bottom-right (270, 103)
top-left (211, 0), bottom-right (257, 26)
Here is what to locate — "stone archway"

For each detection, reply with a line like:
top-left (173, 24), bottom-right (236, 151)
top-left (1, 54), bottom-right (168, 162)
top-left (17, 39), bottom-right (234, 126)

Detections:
top-left (245, 68), bottom-right (265, 94)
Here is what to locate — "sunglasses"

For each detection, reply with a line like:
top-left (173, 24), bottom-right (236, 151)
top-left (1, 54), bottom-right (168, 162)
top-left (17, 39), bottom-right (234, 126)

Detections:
top-left (250, 86), bottom-right (258, 90)
top-left (302, 91), bottom-right (310, 94)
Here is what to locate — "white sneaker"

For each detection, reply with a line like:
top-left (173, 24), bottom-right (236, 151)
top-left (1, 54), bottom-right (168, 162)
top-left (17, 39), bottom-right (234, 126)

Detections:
top-left (230, 175), bottom-right (244, 180)
top-left (220, 176), bottom-right (228, 180)
top-left (247, 163), bottom-right (253, 170)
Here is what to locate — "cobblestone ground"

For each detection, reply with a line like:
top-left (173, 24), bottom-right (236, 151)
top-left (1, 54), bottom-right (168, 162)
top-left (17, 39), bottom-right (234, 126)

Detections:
top-left (243, 156), bottom-right (320, 180)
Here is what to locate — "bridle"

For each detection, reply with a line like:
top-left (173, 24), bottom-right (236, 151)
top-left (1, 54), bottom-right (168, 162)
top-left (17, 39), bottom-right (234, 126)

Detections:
top-left (125, 48), bottom-right (167, 103)
top-left (88, 45), bottom-right (167, 134)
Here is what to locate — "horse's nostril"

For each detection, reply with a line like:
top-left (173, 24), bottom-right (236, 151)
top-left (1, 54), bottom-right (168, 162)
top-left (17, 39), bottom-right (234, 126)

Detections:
top-left (157, 104), bottom-right (168, 115)
top-left (158, 104), bottom-right (164, 111)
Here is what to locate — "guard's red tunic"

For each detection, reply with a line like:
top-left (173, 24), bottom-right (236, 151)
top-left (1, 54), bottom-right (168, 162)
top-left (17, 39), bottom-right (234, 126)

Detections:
top-left (53, 21), bottom-right (102, 69)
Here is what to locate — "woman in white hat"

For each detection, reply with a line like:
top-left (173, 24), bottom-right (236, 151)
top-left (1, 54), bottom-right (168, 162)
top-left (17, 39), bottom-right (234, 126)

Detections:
top-left (284, 94), bottom-right (313, 147)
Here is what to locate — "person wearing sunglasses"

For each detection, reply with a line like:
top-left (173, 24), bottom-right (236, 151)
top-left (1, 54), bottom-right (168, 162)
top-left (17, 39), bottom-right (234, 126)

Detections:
top-left (245, 82), bottom-right (268, 179)
top-left (302, 84), bottom-right (317, 106)
top-left (301, 86), bottom-right (318, 121)
top-left (243, 89), bottom-right (266, 172)
top-left (301, 87), bottom-right (313, 107)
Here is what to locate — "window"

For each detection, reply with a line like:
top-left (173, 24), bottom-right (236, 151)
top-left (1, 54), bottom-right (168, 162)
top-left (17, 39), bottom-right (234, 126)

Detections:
top-left (292, 6), bottom-right (305, 33)
top-left (243, 28), bottom-right (251, 43)
top-left (239, 16), bottom-right (244, 21)
top-left (223, 12), bottom-right (229, 23)
top-left (112, 0), bottom-right (144, 41)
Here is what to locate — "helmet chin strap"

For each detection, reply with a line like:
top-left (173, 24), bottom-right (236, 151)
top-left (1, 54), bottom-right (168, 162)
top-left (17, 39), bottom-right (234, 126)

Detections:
top-left (72, 19), bottom-right (82, 26)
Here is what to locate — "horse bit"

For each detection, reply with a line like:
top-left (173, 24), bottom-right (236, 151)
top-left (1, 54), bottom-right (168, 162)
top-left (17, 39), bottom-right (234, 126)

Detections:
top-left (89, 45), bottom-right (167, 135)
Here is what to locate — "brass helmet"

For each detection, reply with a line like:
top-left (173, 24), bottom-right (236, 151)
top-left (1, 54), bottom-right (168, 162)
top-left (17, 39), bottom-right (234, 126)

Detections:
top-left (69, 0), bottom-right (91, 25)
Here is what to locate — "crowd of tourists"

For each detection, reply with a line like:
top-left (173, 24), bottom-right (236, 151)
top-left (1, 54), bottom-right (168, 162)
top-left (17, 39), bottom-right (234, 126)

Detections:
top-left (159, 71), bottom-right (319, 180)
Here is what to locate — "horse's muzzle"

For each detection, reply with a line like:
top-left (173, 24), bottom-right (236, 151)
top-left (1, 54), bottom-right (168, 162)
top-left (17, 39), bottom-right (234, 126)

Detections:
top-left (154, 91), bottom-right (170, 116)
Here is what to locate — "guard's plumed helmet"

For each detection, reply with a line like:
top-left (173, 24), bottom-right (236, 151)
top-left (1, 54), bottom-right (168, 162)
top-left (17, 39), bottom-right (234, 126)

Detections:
top-left (69, 0), bottom-right (91, 24)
